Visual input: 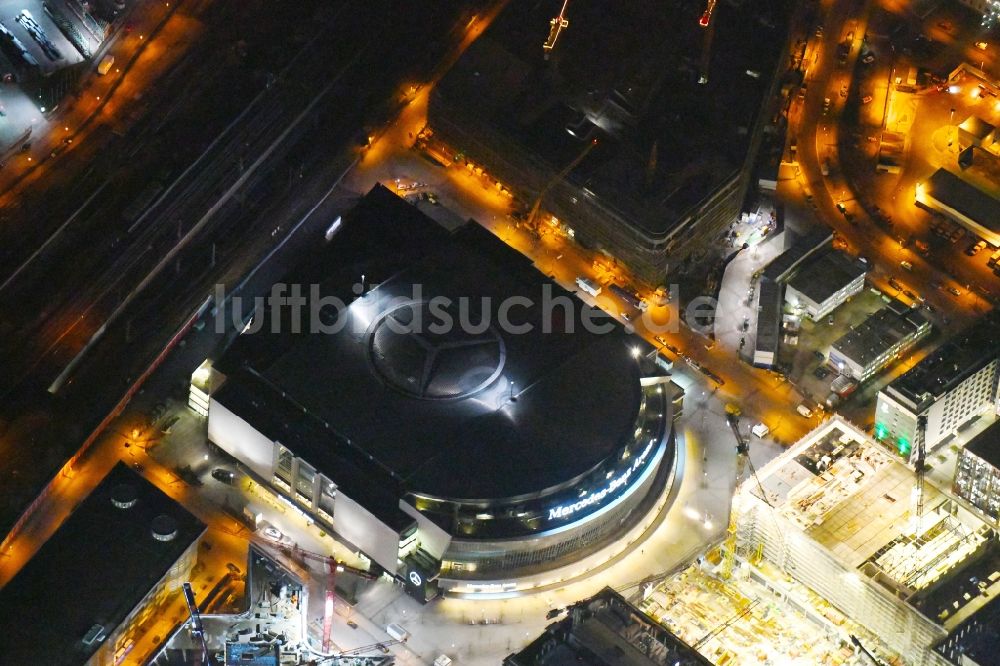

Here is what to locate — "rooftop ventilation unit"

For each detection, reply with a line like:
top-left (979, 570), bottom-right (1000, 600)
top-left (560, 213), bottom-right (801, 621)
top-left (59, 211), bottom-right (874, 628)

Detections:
top-left (151, 514), bottom-right (178, 542)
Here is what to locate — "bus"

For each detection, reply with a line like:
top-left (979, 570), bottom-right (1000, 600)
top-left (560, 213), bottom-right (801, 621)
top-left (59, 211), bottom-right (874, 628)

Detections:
top-left (608, 283), bottom-right (647, 310)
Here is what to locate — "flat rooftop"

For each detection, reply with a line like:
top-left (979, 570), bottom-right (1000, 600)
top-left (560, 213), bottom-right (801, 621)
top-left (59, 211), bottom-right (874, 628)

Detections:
top-left (923, 168), bottom-right (1000, 236)
top-left (0, 463), bottom-right (205, 666)
top-left (216, 185), bottom-right (649, 505)
top-left (959, 115), bottom-right (995, 140)
top-left (761, 228), bottom-right (832, 283)
top-left (505, 587), bottom-right (711, 666)
top-left (751, 417), bottom-right (992, 604)
top-left (433, 0), bottom-right (790, 235)
top-left (754, 277), bottom-right (782, 357)
top-left (885, 312), bottom-right (1000, 410)
top-left (830, 300), bottom-right (929, 368)
top-left (785, 248), bottom-right (867, 305)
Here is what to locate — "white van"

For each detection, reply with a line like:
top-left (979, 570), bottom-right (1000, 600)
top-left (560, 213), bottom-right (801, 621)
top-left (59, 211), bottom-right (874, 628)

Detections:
top-left (751, 423), bottom-right (770, 438)
top-left (575, 276), bottom-right (601, 297)
top-left (387, 623), bottom-right (409, 642)
top-left (796, 404), bottom-right (813, 418)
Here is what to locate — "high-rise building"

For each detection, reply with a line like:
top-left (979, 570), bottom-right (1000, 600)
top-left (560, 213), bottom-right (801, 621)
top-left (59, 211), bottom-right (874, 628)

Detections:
top-left (875, 315), bottom-right (1000, 459)
top-left (953, 421), bottom-right (1000, 521)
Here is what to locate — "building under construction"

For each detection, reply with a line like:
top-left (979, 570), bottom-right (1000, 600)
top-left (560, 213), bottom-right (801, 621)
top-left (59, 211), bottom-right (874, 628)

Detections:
top-left (505, 587), bottom-right (712, 666)
top-left (729, 416), bottom-right (1000, 666)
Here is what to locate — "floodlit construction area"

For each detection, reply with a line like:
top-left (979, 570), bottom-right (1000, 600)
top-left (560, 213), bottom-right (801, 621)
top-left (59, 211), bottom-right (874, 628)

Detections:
top-left (729, 416), bottom-right (999, 666)
top-left (639, 560), bottom-right (881, 665)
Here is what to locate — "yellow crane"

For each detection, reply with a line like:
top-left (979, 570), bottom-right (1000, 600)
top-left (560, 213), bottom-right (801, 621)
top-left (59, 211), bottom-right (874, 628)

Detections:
top-left (525, 137), bottom-right (598, 230)
top-left (698, 0), bottom-right (719, 84)
top-left (543, 0), bottom-right (571, 59)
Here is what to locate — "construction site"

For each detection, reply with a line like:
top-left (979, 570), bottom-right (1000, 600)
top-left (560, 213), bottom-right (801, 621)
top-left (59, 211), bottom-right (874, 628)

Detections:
top-left (630, 415), bottom-right (1000, 666)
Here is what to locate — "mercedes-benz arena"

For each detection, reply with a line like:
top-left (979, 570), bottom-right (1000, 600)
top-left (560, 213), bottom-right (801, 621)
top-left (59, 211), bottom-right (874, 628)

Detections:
top-left (199, 185), bottom-right (682, 599)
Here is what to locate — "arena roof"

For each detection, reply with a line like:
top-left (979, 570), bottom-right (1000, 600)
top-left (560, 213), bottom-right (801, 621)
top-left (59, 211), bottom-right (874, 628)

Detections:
top-left (216, 185), bottom-right (649, 505)
top-left (0, 463), bottom-right (205, 666)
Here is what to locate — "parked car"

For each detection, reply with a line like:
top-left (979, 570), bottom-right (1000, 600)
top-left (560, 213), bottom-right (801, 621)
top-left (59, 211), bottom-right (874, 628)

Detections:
top-left (211, 468), bottom-right (235, 485)
top-left (862, 95), bottom-right (873, 104)
top-left (966, 240), bottom-right (987, 256)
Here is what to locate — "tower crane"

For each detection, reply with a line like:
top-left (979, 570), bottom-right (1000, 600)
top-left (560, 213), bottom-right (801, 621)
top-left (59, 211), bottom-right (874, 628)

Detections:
top-left (312, 640), bottom-right (402, 664)
top-left (182, 582), bottom-right (214, 665)
top-left (720, 406), bottom-right (773, 577)
top-left (911, 414), bottom-right (929, 535)
top-left (542, 0), bottom-right (571, 60)
top-left (280, 544), bottom-right (377, 655)
top-left (525, 138), bottom-right (597, 230)
top-left (699, 0), bottom-right (717, 27)
top-left (697, 0), bottom-right (719, 84)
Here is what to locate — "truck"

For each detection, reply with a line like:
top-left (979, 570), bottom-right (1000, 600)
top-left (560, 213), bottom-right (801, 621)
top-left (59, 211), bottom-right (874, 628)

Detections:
top-left (988, 248), bottom-right (1000, 268)
top-left (386, 623), bottom-right (409, 642)
top-left (831, 374), bottom-right (858, 398)
top-left (575, 277), bottom-right (601, 297)
top-left (97, 54), bottom-right (114, 75)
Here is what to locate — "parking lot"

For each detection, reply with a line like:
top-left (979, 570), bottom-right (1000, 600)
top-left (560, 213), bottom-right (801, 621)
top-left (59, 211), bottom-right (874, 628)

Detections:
top-left (0, 0), bottom-right (102, 152)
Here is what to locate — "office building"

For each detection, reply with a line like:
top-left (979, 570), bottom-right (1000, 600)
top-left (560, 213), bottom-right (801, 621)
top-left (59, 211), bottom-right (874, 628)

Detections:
top-left (783, 248), bottom-right (868, 320)
top-left (954, 421), bottom-right (1000, 522)
top-left (428, 0), bottom-right (791, 284)
top-left (876, 315), bottom-right (1000, 458)
top-left (751, 228), bottom-right (832, 369)
top-left (828, 299), bottom-right (930, 381)
top-left (504, 587), bottom-right (712, 666)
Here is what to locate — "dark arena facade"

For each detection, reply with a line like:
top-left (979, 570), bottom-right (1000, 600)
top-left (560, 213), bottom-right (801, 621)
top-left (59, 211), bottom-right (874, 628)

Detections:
top-left (197, 185), bottom-right (683, 599)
